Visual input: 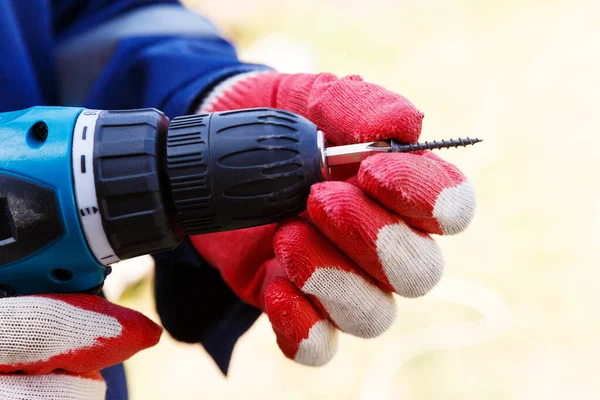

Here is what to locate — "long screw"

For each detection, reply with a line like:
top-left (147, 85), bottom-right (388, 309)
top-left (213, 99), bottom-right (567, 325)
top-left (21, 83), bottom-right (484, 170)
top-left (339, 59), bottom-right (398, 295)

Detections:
top-left (325, 137), bottom-right (482, 167)
top-left (391, 137), bottom-right (482, 152)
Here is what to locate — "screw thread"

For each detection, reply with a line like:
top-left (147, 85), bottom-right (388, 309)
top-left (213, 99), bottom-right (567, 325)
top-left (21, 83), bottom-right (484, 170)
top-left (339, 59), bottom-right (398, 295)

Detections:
top-left (394, 137), bottom-right (482, 153)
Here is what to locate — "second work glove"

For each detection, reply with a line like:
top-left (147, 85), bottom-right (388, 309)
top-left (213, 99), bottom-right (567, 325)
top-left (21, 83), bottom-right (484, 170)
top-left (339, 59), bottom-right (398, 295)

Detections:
top-left (191, 71), bottom-right (476, 366)
top-left (0, 294), bottom-right (161, 399)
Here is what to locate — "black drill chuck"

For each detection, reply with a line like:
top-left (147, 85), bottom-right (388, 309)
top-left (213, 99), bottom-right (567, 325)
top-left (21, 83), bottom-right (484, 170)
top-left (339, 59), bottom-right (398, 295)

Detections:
top-left (90, 108), bottom-right (324, 260)
top-left (165, 108), bottom-right (324, 234)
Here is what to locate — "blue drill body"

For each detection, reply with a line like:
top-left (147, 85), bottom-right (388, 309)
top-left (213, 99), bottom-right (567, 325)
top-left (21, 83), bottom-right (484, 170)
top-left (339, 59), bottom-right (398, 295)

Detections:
top-left (0, 107), bottom-right (105, 295)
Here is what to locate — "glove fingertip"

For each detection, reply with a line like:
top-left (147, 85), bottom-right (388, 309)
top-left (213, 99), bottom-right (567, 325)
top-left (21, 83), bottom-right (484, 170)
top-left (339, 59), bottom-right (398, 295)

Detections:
top-left (376, 222), bottom-right (445, 298)
top-left (120, 308), bottom-right (163, 350)
top-left (264, 278), bottom-right (338, 366)
top-left (432, 179), bottom-right (476, 235)
top-left (291, 320), bottom-right (338, 366)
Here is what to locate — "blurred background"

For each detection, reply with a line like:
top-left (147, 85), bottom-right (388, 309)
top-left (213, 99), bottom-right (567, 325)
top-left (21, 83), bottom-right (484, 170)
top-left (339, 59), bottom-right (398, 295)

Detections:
top-left (105, 0), bottom-right (600, 398)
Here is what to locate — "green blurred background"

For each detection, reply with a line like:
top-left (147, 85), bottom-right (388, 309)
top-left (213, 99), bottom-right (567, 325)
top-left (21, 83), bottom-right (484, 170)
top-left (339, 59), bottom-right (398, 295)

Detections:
top-left (108, 0), bottom-right (600, 398)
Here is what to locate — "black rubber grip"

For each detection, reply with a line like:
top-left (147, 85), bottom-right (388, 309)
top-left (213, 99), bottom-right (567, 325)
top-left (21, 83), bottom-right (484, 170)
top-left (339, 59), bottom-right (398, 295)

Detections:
top-left (166, 108), bottom-right (324, 234)
top-left (93, 109), bottom-right (183, 259)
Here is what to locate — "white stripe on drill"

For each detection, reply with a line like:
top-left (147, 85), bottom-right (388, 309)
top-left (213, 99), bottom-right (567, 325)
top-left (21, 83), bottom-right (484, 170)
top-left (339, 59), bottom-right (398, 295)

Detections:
top-left (72, 110), bottom-right (120, 266)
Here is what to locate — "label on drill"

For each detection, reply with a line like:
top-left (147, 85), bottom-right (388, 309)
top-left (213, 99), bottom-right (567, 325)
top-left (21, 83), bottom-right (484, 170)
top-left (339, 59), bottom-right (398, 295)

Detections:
top-left (72, 110), bottom-right (120, 266)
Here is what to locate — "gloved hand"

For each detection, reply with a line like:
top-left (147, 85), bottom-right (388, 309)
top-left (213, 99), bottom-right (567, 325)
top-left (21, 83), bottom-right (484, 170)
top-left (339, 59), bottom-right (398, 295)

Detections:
top-left (191, 71), bottom-right (475, 365)
top-left (0, 294), bottom-right (161, 399)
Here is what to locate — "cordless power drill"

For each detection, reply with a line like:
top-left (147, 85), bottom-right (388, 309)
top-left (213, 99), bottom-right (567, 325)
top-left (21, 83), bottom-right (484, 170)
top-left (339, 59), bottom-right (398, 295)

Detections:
top-left (0, 106), bottom-right (479, 296)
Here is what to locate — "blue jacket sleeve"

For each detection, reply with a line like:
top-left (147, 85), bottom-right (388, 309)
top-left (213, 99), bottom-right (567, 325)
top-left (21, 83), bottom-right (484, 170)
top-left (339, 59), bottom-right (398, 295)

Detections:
top-left (53, 0), bottom-right (268, 378)
top-left (54, 0), bottom-right (272, 117)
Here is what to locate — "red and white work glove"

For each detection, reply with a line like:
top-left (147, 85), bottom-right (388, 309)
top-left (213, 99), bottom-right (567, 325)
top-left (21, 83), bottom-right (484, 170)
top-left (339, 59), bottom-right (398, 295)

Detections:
top-left (0, 294), bottom-right (161, 399)
top-left (191, 72), bottom-right (476, 366)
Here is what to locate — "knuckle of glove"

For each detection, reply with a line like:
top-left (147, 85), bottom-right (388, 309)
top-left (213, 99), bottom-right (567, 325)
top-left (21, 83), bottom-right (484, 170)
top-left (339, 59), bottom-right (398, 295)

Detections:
top-left (306, 74), bottom-right (424, 146)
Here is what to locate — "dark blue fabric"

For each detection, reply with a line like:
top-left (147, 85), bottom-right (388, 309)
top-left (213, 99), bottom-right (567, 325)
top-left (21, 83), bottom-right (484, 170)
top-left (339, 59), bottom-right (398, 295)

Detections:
top-left (52, 0), bottom-right (181, 39)
top-left (152, 239), bottom-right (262, 375)
top-left (0, 0), bottom-right (271, 115)
top-left (0, 0), bottom-right (271, 397)
top-left (80, 35), bottom-right (269, 118)
top-left (100, 363), bottom-right (129, 400)
top-left (0, 1), bottom-right (48, 111)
